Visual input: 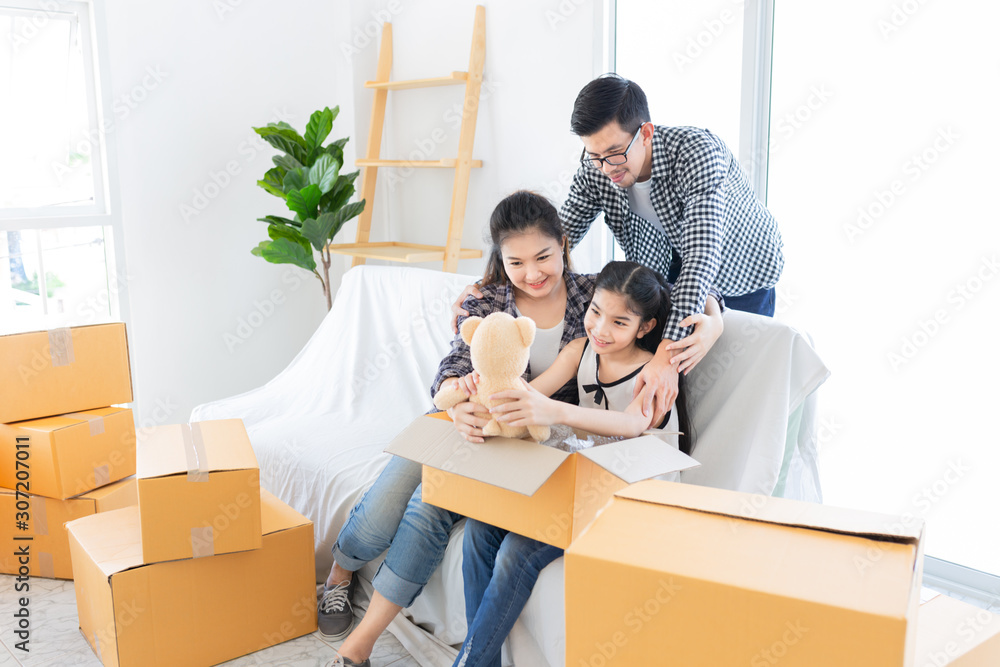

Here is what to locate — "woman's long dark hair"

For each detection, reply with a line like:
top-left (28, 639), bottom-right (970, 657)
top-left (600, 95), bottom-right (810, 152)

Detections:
top-left (594, 261), bottom-right (694, 454)
top-left (481, 191), bottom-right (572, 287)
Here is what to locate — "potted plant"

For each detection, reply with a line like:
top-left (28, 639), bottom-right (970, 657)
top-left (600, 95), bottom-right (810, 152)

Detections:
top-left (251, 106), bottom-right (365, 310)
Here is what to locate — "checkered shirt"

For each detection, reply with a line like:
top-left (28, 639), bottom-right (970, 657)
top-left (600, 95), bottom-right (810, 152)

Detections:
top-left (430, 271), bottom-right (596, 406)
top-left (561, 124), bottom-right (784, 340)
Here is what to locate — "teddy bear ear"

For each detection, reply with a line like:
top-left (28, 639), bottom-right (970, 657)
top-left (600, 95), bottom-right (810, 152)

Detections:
top-left (460, 316), bottom-right (483, 345)
top-left (515, 317), bottom-right (536, 348)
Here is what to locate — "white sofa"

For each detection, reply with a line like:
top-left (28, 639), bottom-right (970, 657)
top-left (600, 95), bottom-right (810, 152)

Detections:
top-left (190, 264), bottom-right (829, 667)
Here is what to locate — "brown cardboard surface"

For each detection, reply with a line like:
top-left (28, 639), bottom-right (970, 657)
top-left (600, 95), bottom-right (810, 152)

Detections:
top-left (0, 323), bottom-right (133, 423)
top-left (135, 420), bottom-right (261, 564)
top-left (0, 477), bottom-right (137, 579)
top-left (564, 480), bottom-right (924, 666)
top-left (66, 489), bottom-right (316, 667)
top-left (916, 594), bottom-right (1000, 666)
top-left (390, 415), bottom-right (698, 548)
top-left (0, 407), bottom-right (136, 499)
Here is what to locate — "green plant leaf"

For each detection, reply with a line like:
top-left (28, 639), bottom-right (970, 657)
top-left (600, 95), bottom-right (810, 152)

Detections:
top-left (266, 222), bottom-right (309, 246)
top-left (251, 238), bottom-right (316, 271)
top-left (323, 200), bottom-right (367, 240)
top-left (308, 154), bottom-right (340, 195)
top-left (255, 123), bottom-right (307, 148)
top-left (257, 167), bottom-right (287, 199)
top-left (285, 184), bottom-right (322, 220)
top-left (257, 179), bottom-right (286, 199)
top-left (323, 137), bottom-right (349, 164)
top-left (273, 154), bottom-right (303, 172)
top-left (282, 168), bottom-right (309, 193)
top-left (320, 177), bottom-right (355, 213)
top-left (257, 215), bottom-right (301, 228)
top-left (305, 107), bottom-right (337, 153)
top-left (256, 131), bottom-right (308, 164)
top-left (299, 214), bottom-right (333, 250)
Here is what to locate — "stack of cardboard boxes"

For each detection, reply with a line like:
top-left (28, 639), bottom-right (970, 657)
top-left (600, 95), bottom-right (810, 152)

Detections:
top-left (1, 323), bottom-right (137, 579)
top-left (65, 418), bottom-right (317, 666)
top-left (2, 324), bottom-right (318, 666)
top-left (392, 414), bottom-right (1000, 666)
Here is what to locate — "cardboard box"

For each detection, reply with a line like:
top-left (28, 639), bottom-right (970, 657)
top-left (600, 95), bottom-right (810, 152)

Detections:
top-left (66, 489), bottom-right (317, 667)
top-left (136, 419), bottom-right (261, 564)
top-left (916, 593), bottom-right (1000, 666)
top-left (0, 407), bottom-right (136, 499)
top-left (0, 323), bottom-right (133, 423)
top-left (564, 480), bottom-right (924, 667)
top-left (1, 477), bottom-right (137, 579)
top-left (386, 415), bottom-right (699, 548)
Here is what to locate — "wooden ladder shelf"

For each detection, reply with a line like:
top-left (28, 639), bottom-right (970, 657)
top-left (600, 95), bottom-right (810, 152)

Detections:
top-left (329, 5), bottom-right (485, 273)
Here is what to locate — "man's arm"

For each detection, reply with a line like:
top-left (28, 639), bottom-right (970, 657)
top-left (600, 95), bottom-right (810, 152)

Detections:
top-left (560, 166), bottom-right (605, 249)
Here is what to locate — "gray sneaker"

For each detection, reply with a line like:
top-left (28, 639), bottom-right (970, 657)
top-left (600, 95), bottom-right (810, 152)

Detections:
top-left (318, 576), bottom-right (356, 641)
top-left (341, 657), bottom-right (370, 667)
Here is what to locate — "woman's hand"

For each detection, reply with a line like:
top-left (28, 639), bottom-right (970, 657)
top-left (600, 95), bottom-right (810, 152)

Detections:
top-left (488, 381), bottom-right (565, 428)
top-left (665, 308), bottom-right (724, 374)
top-left (446, 400), bottom-right (491, 444)
top-left (449, 371), bottom-right (480, 397)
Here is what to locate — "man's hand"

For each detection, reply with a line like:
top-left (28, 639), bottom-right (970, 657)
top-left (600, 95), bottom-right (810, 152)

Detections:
top-left (451, 283), bottom-right (484, 334)
top-left (633, 341), bottom-right (679, 425)
top-left (489, 382), bottom-right (564, 428)
top-left (665, 312), bottom-right (723, 374)
top-left (446, 401), bottom-right (492, 443)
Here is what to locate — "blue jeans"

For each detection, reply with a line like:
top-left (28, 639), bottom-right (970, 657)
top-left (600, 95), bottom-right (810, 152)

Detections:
top-left (453, 520), bottom-right (563, 667)
top-left (724, 285), bottom-right (776, 317)
top-left (332, 455), bottom-right (463, 608)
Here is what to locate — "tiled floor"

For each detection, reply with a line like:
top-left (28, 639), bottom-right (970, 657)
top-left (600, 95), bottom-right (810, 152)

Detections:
top-left (0, 574), bottom-right (418, 667)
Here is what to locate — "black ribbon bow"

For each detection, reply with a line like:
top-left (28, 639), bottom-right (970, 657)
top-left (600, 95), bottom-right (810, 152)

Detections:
top-left (583, 383), bottom-right (607, 408)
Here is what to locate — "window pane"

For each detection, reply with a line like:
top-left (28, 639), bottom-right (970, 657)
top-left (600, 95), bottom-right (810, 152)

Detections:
top-left (616, 0), bottom-right (744, 153)
top-left (768, 2), bottom-right (999, 573)
top-left (2, 226), bottom-right (113, 330)
top-left (0, 8), bottom-right (96, 209)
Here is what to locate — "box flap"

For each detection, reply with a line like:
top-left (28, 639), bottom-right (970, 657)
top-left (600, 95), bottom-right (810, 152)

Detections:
top-left (386, 416), bottom-right (570, 496)
top-left (136, 419), bottom-right (257, 479)
top-left (64, 506), bottom-right (144, 577)
top-left (618, 480), bottom-right (923, 544)
top-left (260, 488), bottom-right (311, 534)
top-left (579, 436), bottom-right (699, 483)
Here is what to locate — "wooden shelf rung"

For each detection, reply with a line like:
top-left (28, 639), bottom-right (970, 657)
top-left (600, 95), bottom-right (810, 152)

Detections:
top-left (365, 71), bottom-right (468, 90)
top-left (356, 158), bottom-right (483, 169)
top-left (328, 242), bottom-right (482, 264)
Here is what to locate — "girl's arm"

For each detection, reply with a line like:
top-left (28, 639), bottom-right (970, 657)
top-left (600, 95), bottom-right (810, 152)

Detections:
top-left (490, 383), bottom-right (658, 439)
top-left (528, 337), bottom-right (587, 397)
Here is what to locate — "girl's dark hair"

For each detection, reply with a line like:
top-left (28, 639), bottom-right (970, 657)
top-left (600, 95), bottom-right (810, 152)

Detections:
top-left (571, 73), bottom-right (651, 137)
top-left (594, 261), bottom-right (694, 454)
top-left (481, 190), bottom-right (571, 287)
top-left (594, 261), bottom-right (670, 355)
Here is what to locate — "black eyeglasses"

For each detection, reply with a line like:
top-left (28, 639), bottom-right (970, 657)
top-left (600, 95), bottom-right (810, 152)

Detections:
top-left (580, 123), bottom-right (645, 170)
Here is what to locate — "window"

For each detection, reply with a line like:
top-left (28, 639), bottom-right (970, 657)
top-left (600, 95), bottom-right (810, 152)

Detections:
top-left (1, 0), bottom-right (123, 330)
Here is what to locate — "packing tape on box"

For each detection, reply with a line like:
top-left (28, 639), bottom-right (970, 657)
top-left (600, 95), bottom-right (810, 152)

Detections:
top-left (93, 464), bottom-right (110, 487)
top-left (64, 412), bottom-right (106, 436)
top-left (181, 422), bottom-right (209, 483)
top-left (33, 497), bottom-right (48, 536)
top-left (47, 327), bottom-right (75, 367)
top-left (190, 526), bottom-right (215, 558)
top-left (38, 551), bottom-right (54, 578)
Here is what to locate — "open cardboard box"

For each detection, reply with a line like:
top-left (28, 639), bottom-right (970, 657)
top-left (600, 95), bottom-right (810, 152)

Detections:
top-left (386, 414), bottom-right (699, 548)
top-left (0, 407), bottom-right (136, 499)
top-left (136, 419), bottom-right (261, 564)
top-left (1, 477), bottom-right (136, 579)
top-left (66, 489), bottom-right (316, 667)
top-left (0, 323), bottom-right (133, 424)
top-left (565, 480), bottom-right (925, 666)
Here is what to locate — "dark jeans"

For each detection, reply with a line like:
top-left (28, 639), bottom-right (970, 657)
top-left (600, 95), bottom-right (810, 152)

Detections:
top-left (724, 285), bottom-right (776, 317)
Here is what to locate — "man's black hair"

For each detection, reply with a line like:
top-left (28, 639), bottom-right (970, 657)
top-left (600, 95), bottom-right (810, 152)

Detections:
top-left (570, 73), bottom-right (651, 137)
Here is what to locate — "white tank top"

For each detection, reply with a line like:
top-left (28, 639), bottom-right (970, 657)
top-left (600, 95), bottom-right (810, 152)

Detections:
top-left (514, 305), bottom-right (564, 379)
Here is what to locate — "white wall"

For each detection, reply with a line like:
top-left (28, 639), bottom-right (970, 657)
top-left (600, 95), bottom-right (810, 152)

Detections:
top-left (102, 0), bottom-right (356, 425)
top-left (102, 0), bottom-right (604, 425)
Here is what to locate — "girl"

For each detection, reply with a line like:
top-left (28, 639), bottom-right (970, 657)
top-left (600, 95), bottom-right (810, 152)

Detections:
top-left (320, 192), bottom-right (719, 666)
top-left (451, 261), bottom-right (689, 667)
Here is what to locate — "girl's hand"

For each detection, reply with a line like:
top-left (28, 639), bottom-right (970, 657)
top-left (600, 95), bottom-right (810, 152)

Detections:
top-left (489, 382), bottom-right (565, 428)
top-left (453, 371), bottom-right (480, 397)
top-left (665, 310), bottom-right (724, 374)
top-left (447, 400), bottom-right (491, 444)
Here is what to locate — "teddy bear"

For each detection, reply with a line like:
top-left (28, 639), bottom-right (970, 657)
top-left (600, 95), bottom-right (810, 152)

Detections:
top-left (433, 312), bottom-right (551, 442)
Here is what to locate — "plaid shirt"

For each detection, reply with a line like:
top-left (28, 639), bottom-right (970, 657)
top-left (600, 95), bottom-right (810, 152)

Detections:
top-left (561, 125), bottom-right (784, 341)
top-left (431, 271), bottom-right (596, 406)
